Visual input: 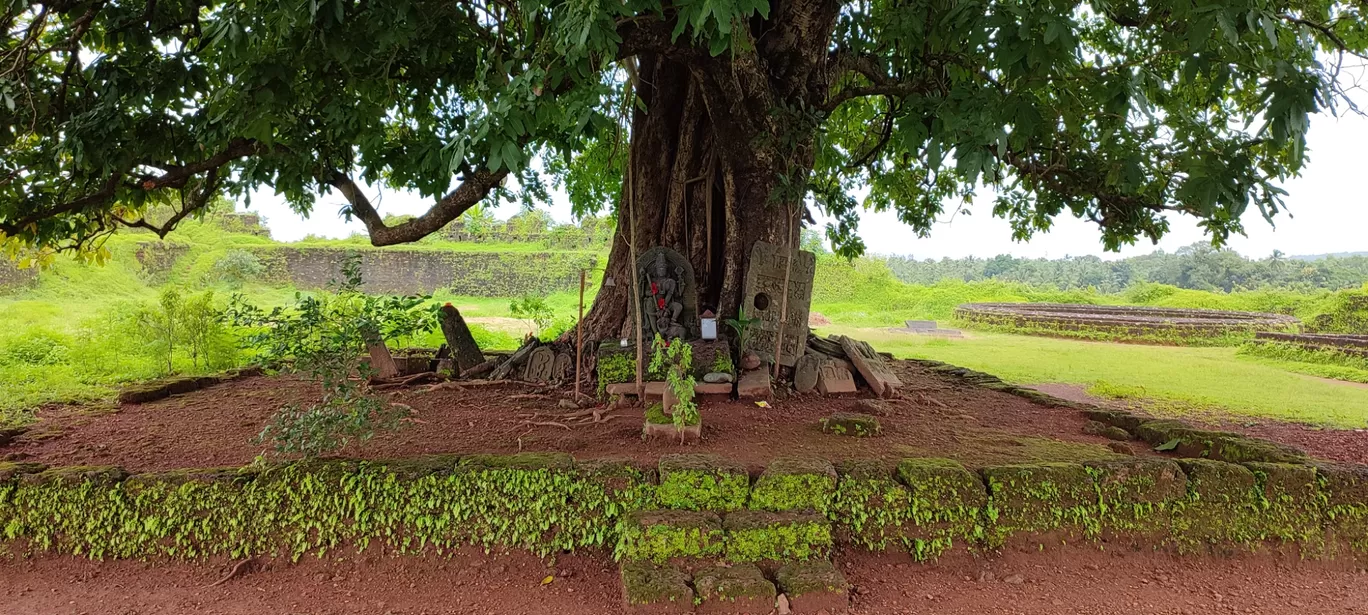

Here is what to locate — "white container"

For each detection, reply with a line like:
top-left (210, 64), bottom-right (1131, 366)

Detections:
top-left (700, 317), bottom-right (718, 340)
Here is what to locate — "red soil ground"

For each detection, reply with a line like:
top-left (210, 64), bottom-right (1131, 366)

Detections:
top-left (2, 547), bottom-right (1364, 615)
top-left (7, 362), bottom-right (1143, 472)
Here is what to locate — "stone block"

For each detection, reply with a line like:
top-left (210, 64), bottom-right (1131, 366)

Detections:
top-left (457, 452), bottom-right (575, 472)
top-left (815, 360), bottom-right (857, 395)
top-left (1083, 421), bottom-right (1132, 441)
top-left (830, 460), bottom-right (914, 550)
top-left (750, 457), bottom-right (838, 512)
top-left (794, 353), bottom-right (820, 394)
top-left (723, 510), bottom-right (833, 562)
top-left (982, 463), bottom-right (1097, 543)
top-left (617, 509), bottom-right (726, 562)
top-left (643, 422), bottom-right (703, 443)
top-left (658, 454), bottom-right (750, 512)
top-left (838, 336), bottom-right (901, 397)
top-left (736, 369), bottom-right (772, 400)
top-left (620, 562), bottom-right (695, 615)
top-left (695, 382), bottom-right (732, 396)
top-left (1085, 458), bottom-right (1187, 506)
top-left (819, 412), bottom-right (880, 437)
top-left (774, 560), bottom-right (849, 614)
top-left (117, 383), bottom-right (170, 405)
top-left (694, 564), bottom-right (777, 615)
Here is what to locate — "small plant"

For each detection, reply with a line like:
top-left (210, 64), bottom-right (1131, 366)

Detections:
top-left (180, 291), bottom-right (228, 369)
top-left (212, 250), bottom-right (264, 287)
top-left (227, 254), bottom-right (431, 457)
top-left (509, 295), bottom-right (556, 335)
top-left (649, 334), bottom-right (698, 432)
top-left (138, 288), bottom-right (184, 374)
top-left (724, 307), bottom-right (761, 351)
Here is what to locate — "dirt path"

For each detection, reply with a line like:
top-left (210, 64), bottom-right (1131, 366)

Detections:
top-left (1, 548), bottom-right (1362, 615)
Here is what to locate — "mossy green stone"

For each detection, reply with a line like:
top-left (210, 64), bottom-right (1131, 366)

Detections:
top-left (0, 461), bottom-right (47, 481)
top-left (983, 462), bottom-right (1099, 542)
top-left (830, 459), bottom-right (914, 551)
top-left (774, 560), bottom-right (849, 610)
top-left (657, 454), bottom-right (749, 512)
top-left (723, 510), bottom-right (833, 562)
top-left (458, 452), bottom-right (575, 471)
top-left (616, 509), bottom-right (725, 562)
top-left (750, 457), bottom-right (837, 512)
top-left (620, 562), bottom-right (694, 612)
top-left (820, 412), bottom-right (881, 437)
top-left (20, 465), bottom-right (128, 486)
top-left (693, 564), bottom-right (776, 612)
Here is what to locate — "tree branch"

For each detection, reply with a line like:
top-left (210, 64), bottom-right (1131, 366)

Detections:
top-left (325, 168), bottom-right (509, 246)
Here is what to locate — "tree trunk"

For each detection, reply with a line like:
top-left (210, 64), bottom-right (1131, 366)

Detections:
top-left (582, 60), bottom-right (811, 342)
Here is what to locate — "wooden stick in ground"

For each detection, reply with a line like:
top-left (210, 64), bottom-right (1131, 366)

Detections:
top-left (576, 269), bottom-right (586, 399)
top-left (626, 157), bottom-right (644, 398)
top-left (772, 204), bottom-right (797, 380)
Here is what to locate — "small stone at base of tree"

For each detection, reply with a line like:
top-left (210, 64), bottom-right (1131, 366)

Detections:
top-left (820, 412), bottom-right (881, 437)
top-left (737, 369), bottom-right (773, 399)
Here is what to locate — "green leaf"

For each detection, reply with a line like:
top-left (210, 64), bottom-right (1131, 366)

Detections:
top-left (1155, 438), bottom-right (1181, 452)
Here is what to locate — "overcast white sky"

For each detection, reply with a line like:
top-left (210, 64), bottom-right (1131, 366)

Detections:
top-left (244, 79), bottom-right (1368, 261)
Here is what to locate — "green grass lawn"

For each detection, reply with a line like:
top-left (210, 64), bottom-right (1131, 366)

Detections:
top-left (829, 326), bottom-right (1368, 429)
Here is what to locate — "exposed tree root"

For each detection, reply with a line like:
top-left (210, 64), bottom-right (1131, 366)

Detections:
top-left (205, 557), bottom-right (257, 588)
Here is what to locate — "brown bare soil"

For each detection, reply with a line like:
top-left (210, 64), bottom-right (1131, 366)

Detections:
top-left (2, 547), bottom-right (1364, 615)
top-left (7, 362), bottom-right (1140, 472)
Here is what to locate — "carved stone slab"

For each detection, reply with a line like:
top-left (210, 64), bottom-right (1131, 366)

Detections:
top-left (816, 360), bottom-right (857, 395)
top-left (638, 246), bottom-right (699, 341)
top-left (552, 352), bottom-right (574, 383)
top-left (522, 347), bottom-right (556, 382)
top-left (439, 304), bottom-right (486, 372)
top-left (741, 242), bottom-right (817, 367)
top-left (794, 353), bottom-right (820, 394)
top-left (838, 336), bottom-right (902, 397)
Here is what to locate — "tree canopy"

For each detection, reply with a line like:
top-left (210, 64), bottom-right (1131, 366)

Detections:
top-left (3, 0), bottom-right (1366, 264)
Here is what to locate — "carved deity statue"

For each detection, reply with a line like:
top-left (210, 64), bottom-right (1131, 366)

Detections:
top-left (642, 251), bottom-right (688, 341)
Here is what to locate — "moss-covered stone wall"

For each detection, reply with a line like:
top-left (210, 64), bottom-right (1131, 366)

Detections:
top-left (251, 247), bottom-right (598, 297)
top-left (3, 451), bottom-right (1366, 563)
top-left (0, 258), bottom-right (38, 292)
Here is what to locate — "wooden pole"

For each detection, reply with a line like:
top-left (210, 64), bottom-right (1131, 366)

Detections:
top-left (628, 163), bottom-right (644, 397)
top-left (575, 268), bottom-right (586, 399)
top-left (772, 204), bottom-right (798, 381)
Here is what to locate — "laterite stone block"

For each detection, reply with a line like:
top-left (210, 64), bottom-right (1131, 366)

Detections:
top-left (829, 459), bottom-right (914, 550)
top-left (723, 510), bottom-right (833, 562)
top-left (658, 454), bottom-right (750, 512)
top-left (621, 562), bottom-right (695, 615)
top-left (694, 564), bottom-right (777, 614)
top-left (982, 463), bottom-right (1097, 543)
top-left (617, 509), bottom-right (725, 562)
top-left (774, 560), bottom-right (849, 614)
top-left (750, 457), bottom-right (838, 512)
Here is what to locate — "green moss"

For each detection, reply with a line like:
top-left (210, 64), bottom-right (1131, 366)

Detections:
top-left (1171, 459), bottom-right (1261, 548)
top-left (982, 462), bottom-right (1099, 546)
top-left (1245, 462), bottom-right (1324, 547)
top-left (829, 459), bottom-right (914, 551)
top-left (656, 454), bottom-right (749, 512)
top-left (1084, 459), bottom-right (1185, 539)
top-left (894, 458), bottom-right (987, 559)
top-left (820, 412), bottom-right (881, 437)
top-left (1314, 463), bottom-right (1368, 552)
top-left (774, 560), bottom-right (848, 599)
top-left (458, 452), bottom-right (575, 471)
top-left (723, 510), bottom-right (833, 562)
top-left (620, 562), bottom-right (694, 608)
top-left (615, 510), bottom-right (725, 563)
top-left (644, 403), bottom-right (699, 427)
top-left (597, 352), bottom-right (636, 397)
top-left (693, 564), bottom-right (776, 607)
top-left (749, 457), bottom-right (837, 513)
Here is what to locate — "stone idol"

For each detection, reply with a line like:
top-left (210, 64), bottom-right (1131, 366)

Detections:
top-left (638, 247), bottom-right (698, 341)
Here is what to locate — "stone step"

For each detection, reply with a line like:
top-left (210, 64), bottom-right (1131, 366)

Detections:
top-left (605, 381), bottom-right (734, 399)
top-left (617, 507), bottom-right (833, 563)
top-left (621, 560), bottom-right (849, 614)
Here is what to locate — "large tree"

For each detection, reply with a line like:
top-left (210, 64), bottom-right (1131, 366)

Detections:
top-left (3, 0), bottom-right (1366, 339)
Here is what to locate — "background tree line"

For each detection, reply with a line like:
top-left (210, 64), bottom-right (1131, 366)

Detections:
top-left (885, 243), bottom-right (1368, 293)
